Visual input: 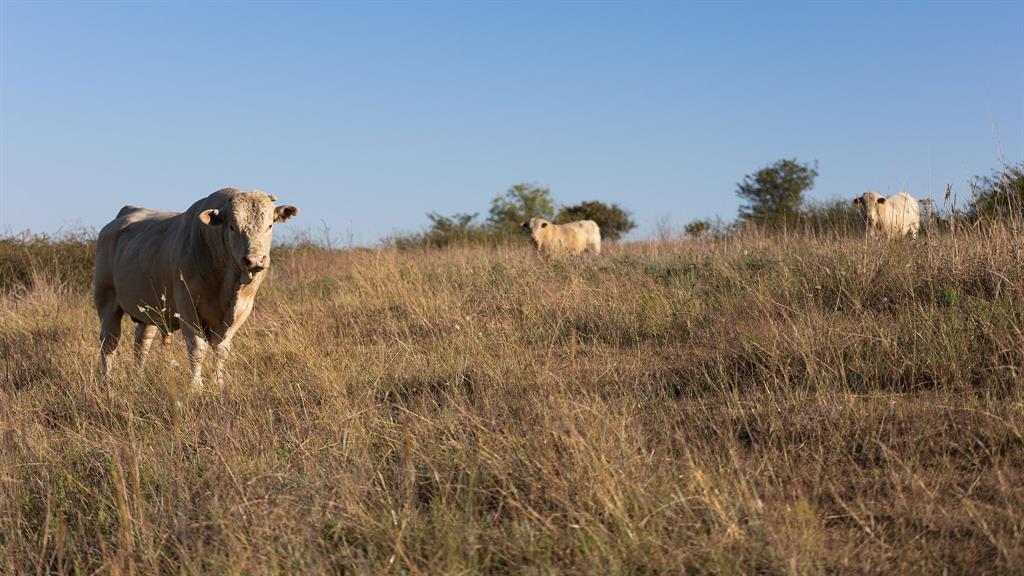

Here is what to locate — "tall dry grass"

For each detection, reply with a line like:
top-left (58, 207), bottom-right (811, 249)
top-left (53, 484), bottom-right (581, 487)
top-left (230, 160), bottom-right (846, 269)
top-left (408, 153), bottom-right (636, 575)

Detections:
top-left (1, 227), bottom-right (1022, 574)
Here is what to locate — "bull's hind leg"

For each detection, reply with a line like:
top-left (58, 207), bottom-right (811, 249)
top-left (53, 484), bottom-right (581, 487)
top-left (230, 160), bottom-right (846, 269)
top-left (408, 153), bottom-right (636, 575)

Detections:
top-left (133, 323), bottom-right (159, 368)
top-left (97, 299), bottom-right (124, 379)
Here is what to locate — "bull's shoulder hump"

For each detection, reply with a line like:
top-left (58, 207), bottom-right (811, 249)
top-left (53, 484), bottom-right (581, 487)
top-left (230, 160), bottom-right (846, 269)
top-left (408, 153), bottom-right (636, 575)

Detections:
top-left (105, 208), bottom-right (184, 241)
top-left (116, 205), bottom-right (143, 218)
top-left (120, 207), bottom-right (179, 222)
top-left (115, 205), bottom-right (179, 219)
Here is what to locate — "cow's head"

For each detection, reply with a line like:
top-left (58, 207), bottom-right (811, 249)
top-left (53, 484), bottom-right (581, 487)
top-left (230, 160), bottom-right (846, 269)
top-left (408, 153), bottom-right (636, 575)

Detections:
top-left (199, 190), bottom-right (298, 283)
top-left (852, 192), bottom-right (885, 231)
top-left (521, 217), bottom-right (551, 246)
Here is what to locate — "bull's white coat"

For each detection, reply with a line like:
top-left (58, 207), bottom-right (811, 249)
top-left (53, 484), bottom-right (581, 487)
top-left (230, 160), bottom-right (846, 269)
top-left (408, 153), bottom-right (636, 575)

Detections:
top-left (853, 192), bottom-right (921, 239)
top-left (93, 188), bottom-right (298, 392)
top-left (522, 218), bottom-right (601, 256)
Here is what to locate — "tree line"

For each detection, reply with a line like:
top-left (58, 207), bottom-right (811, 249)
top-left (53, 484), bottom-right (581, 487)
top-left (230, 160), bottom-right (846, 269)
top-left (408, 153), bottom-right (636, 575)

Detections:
top-left (687, 158), bottom-right (1023, 238)
top-left (394, 159), bottom-right (1023, 247)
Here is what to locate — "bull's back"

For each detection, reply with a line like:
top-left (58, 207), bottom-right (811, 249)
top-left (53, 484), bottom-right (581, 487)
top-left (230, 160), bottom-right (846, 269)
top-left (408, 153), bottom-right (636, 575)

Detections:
top-left (555, 220), bottom-right (598, 235)
top-left (565, 220), bottom-right (600, 242)
top-left (96, 207), bottom-right (185, 319)
top-left (891, 193), bottom-right (920, 212)
top-left (887, 194), bottom-right (921, 230)
top-left (547, 220), bottom-right (600, 253)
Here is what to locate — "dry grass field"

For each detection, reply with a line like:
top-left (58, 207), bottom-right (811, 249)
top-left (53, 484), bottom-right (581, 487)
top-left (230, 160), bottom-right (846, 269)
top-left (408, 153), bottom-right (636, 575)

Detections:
top-left (1, 228), bottom-right (1023, 574)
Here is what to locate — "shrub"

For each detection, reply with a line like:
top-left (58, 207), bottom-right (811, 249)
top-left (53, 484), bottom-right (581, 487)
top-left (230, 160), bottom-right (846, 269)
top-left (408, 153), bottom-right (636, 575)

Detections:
top-left (967, 162), bottom-right (1024, 223)
top-left (0, 231), bottom-right (95, 292)
top-left (684, 219), bottom-right (711, 238)
top-left (736, 158), bottom-right (819, 228)
top-left (487, 183), bottom-right (555, 232)
top-left (795, 198), bottom-right (862, 237)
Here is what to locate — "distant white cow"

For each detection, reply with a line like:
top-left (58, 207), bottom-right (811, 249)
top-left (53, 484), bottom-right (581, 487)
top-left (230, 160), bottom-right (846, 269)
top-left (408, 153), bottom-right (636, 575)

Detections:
top-left (521, 218), bottom-right (601, 256)
top-left (93, 188), bottom-right (298, 392)
top-left (853, 192), bottom-right (921, 239)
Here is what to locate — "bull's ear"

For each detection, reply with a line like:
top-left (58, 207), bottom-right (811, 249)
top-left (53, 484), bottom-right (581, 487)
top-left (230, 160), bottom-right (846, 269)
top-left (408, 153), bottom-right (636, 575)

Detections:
top-left (876, 197), bottom-right (886, 204)
top-left (852, 197), bottom-right (861, 205)
top-left (275, 205), bottom-right (299, 222)
top-left (199, 209), bottom-right (222, 226)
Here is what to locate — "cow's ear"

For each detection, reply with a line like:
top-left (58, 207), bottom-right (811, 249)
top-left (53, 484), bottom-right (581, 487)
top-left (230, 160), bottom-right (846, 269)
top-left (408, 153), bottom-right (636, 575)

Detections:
top-left (853, 197), bottom-right (861, 205)
top-left (876, 197), bottom-right (886, 204)
top-left (275, 205), bottom-right (299, 222)
top-left (199, 209), bottom-right (222, 226)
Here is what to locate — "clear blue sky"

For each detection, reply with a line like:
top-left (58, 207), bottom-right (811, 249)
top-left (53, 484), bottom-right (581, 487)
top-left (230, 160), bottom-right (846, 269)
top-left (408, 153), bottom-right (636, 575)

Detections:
top-left (2, 1), bottom-right (1021, 243)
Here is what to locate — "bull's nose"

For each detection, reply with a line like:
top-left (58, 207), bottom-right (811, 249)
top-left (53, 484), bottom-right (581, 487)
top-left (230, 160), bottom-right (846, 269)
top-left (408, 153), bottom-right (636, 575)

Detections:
top-left (243, 254), bottom-right (268, 271)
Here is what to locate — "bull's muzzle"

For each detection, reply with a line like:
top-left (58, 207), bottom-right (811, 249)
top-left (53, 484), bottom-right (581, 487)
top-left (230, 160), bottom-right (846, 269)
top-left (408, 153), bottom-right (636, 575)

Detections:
top-left (242, 253), bottom-right (269, 273)
top-left (238, 254), bottom-right (268, 285)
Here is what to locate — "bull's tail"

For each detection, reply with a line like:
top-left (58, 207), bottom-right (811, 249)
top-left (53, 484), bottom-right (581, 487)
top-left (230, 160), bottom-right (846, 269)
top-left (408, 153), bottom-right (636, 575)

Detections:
top-left (116, 205), bottom-right (141, 218)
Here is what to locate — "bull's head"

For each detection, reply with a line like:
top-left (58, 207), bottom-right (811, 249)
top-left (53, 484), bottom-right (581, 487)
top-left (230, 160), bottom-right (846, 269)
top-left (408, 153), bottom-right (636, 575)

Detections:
top-left (852, 192), bottom-right (885, 233)
top-left (521, 217), bottom-right (550, 246)
top-left (199, 190), bottom-right (298, 284)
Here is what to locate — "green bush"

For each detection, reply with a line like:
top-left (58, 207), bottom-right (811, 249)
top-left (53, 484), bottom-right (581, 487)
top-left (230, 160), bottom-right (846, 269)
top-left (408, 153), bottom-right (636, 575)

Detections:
top-left (685, 219), bottom-right (711, 238)
top-left (794, 198), bottom-right (862, 237)
top-left (487, 183), bottom-right (555, 232)
top-left (0, 231), bottom-right (95, 293)
top-left (967, 162), bottom-right (1024, 223)
top-left (736, 158), bottom-right (819, 229)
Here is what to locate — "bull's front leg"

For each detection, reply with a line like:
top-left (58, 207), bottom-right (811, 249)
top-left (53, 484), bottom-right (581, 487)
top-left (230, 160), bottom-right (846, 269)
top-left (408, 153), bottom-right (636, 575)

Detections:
top-left (209, 334), bottom-right (232, 390)
top-left (182, 327), bottom-right (208, 393)
top-left (208, 296), bottom-right (254, 390)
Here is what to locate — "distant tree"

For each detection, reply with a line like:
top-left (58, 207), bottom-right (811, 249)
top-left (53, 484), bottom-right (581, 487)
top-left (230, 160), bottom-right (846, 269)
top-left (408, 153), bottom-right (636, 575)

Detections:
top-left (684, 219), bottom-right (711, 238)
top-left (427, 212), bottom-right (480, 237)
top-left (389, 212), bottom-right (488, 249)
top-left (487, 183), bottom-right (555, 230)
top-left (736, 158), bottom-right (818, 227)
top-left (966, 162), bottom-right (1024, 222)
top-left (555, 200), bottom-right (636, 241)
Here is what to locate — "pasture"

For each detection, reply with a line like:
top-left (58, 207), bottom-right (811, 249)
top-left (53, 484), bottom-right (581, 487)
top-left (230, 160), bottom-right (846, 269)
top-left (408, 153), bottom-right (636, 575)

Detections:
top-left (1, 228), bottom-right (1022, 573)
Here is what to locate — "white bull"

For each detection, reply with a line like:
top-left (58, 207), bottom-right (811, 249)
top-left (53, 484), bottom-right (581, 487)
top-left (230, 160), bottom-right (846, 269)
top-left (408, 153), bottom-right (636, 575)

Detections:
top-left (853, 191), bottom-right (921, 239)
top-left (93, 188), bottom-right (298, 392)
